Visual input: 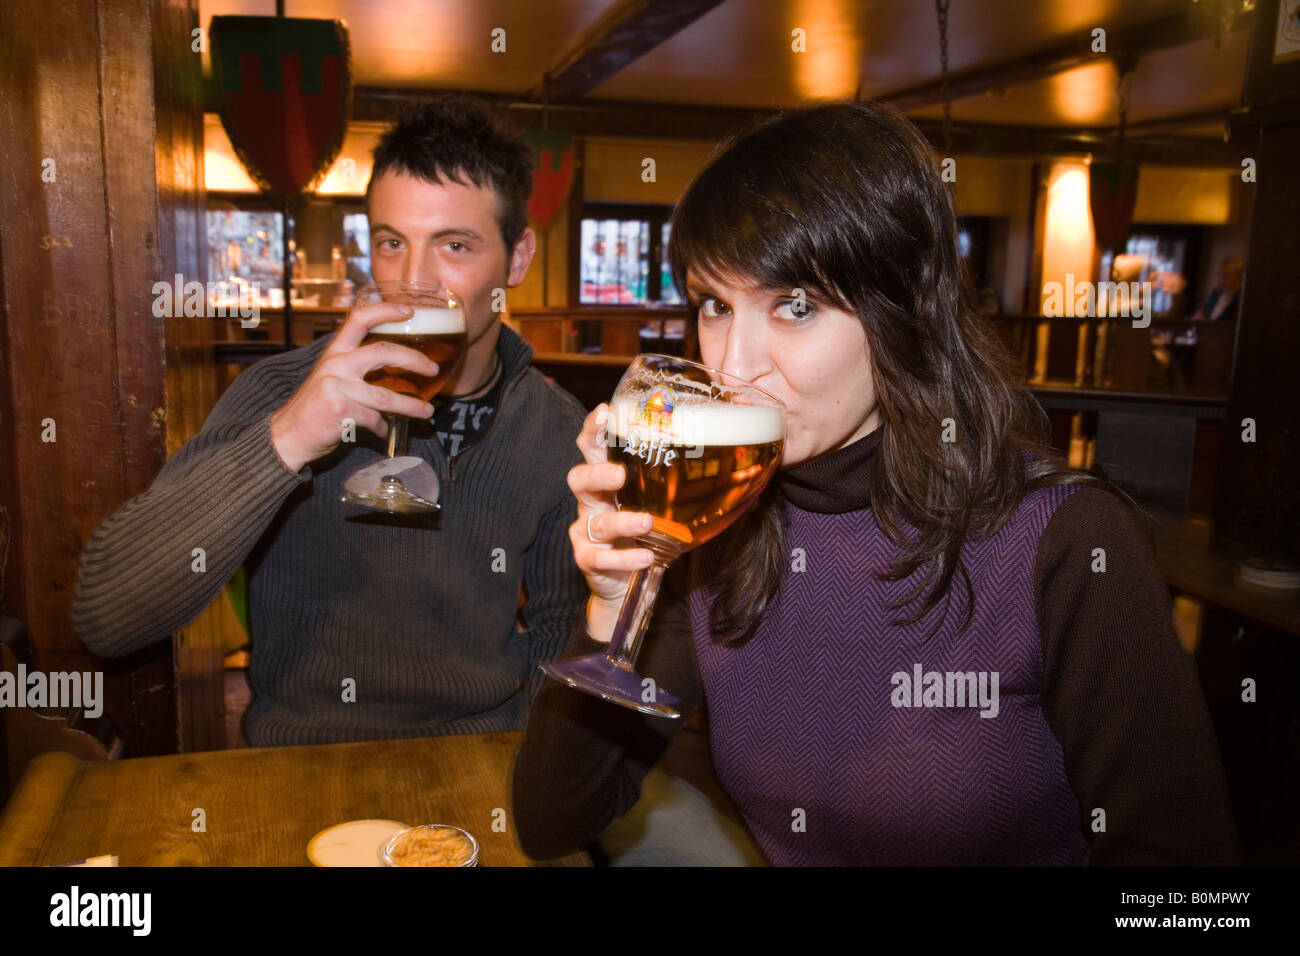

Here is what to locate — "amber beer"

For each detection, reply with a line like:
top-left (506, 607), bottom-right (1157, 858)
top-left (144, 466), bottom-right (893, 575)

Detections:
top-left (610, 397), bottom-right (785, 555)
top-left (363, 306), bottom-right (467, 402)
top-left (539, 356), bottom-right (785, 716)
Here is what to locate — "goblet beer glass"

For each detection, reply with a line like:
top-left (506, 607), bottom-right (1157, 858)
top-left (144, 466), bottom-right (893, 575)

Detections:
top-left (540, 354), bottom-right (786, 717)
top-left (340, 281), bottom-right (465, 513)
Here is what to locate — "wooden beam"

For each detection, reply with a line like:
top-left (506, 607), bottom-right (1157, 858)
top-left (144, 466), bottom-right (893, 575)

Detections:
top-left (530, 0), bottom-right (725, 101)
top-left (876, 5), bottom-right (1254, 111)
top-left (905, 118), bottom-right (1243, 166)
top-left (1118, 104), bottom-right (1242, 137)
top-left (351, 87), bottom-right (1240, 165)
top-left (352, 86), bottom-right (768, 139)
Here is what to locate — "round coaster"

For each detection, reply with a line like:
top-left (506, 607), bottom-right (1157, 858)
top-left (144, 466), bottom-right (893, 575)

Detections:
top-left (1237, 559), bottom-right (1300, 591)
top-left (307, 819), bottom-right (409, 867)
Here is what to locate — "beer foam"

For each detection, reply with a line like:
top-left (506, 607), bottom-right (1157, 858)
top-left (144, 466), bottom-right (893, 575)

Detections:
top-left (370, 306), bottom-right (465, 335)
top-left (611, 395), bottom-right (785, 446)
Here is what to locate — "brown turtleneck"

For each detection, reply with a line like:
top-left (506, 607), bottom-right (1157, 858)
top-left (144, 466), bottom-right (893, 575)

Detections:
top-left (777, 423), bottom-right (884, 512)
top-left (512, 427), bottom-right (1242, 865)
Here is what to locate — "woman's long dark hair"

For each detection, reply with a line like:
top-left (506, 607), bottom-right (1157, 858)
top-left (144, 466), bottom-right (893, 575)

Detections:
top-left (668, 99), bottom-right (1126, 646)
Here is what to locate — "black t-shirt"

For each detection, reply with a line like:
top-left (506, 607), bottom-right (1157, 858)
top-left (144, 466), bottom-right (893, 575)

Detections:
top-left (429, 356), bottom-right (505, 458)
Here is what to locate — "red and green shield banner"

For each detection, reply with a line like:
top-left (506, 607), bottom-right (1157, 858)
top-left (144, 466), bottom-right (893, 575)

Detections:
top-left (524, 131), bottom-right (575, 229)
top-left (1089, 161), bottom-right (1140, 252)
top-left (210, 16), bottom-right (352, 197)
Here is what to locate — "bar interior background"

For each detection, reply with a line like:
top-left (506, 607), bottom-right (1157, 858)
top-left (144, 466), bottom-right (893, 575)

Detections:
top-left (0, 0), bottom-right (1297, 863)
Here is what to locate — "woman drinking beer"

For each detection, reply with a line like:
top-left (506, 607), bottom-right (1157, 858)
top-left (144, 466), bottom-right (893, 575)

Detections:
top-left (512, 100), bottom-right (1240, 865)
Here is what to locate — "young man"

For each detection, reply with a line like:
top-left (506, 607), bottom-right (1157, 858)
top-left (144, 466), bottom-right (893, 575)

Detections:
top-left (72, 95), bottom-right (589, 747)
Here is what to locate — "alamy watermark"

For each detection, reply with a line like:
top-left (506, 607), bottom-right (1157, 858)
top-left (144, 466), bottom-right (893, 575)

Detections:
top-left (152, 273), bottom-right (262, 327)
top-left (890, 663), bottom-right (999, 718)
top-left (1042, 273), bottom-right (1152, 328)
top-left (0, 664), bottom-right (103, 718)
top-left (49, 886), bottom-right (150, 936)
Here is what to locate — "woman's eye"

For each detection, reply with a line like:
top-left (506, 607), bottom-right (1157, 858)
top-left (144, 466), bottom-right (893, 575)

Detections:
top-left (696, 296), bottom-right (730, 318)
top-left (774, 299), bottom-right (815, 323)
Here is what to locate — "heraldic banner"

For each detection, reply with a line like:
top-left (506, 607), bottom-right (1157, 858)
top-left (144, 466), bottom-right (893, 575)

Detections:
top-left (1089, 161), bottom-right (1140, 254)
top-left (210, 16), bottom-right (352, 197)
top-left (524, 131), bottom-right (575, 230)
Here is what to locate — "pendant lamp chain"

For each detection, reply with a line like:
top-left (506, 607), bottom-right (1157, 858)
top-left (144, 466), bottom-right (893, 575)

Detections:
top-left (936, 0), bottom-right (952, 156)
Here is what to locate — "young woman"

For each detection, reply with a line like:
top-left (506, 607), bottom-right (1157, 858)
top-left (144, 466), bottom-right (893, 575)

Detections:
top-left (512, 100), bottom-right (1240, 866)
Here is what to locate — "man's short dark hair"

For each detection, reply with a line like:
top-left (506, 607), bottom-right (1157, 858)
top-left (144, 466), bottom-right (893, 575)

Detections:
top-left (368, 94), bottom-right (534, 252)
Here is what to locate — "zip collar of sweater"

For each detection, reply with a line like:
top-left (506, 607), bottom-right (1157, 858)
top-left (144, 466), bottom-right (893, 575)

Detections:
top-left (777, 423), bottom-right (881, 514)
top-left (425, 321), bottom-right (535, 413)
top-left (487, 323), bottom-right (535, 399)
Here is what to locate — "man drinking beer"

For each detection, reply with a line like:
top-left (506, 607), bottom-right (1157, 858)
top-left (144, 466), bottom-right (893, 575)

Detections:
top-left (72, 95), bottom-right (589, 746)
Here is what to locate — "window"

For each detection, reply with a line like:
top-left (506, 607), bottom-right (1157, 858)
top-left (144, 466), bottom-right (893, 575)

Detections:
top-left (207, 196), bottom-right (285, 308)
top-left (658, 220), bottom-right (682, 306)
top-left (207, 195), bottom-right (374, 311)
top-left (578, 202), bottom-right (680, 305)
top-left (1097, 225), bottom-right (1201, 320)
top-left (342, 210), bottom-right (371, 285)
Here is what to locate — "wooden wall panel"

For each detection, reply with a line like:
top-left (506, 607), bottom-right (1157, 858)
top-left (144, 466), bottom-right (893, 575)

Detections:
top-left (0, 0), bottom-right (210, 759)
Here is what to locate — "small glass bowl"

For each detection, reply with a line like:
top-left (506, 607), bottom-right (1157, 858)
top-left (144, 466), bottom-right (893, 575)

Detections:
top-left (380, 824), bottom-right (479, 867)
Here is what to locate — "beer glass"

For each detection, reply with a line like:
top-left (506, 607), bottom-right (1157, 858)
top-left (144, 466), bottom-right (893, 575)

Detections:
top-left (540, 354), bottom-right (786, 717)
top-left (340, 281), bottom-right (466, 513)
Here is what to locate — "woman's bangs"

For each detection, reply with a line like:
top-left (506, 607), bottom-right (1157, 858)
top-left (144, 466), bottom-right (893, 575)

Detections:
top-left (670, 167), bottom-right (844, 308)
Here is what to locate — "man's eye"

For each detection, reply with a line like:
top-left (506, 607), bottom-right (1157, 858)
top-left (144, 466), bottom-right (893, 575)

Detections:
top-left (377, 238), bottom-right (400, 251)
top-left (448, 241), bottom-right (466, 252)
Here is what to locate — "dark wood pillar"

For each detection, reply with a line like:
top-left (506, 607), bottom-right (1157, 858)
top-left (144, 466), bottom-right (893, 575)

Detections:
top-left (0, 0), bottom-right (210, 758)
top-left (1198, 0), bottom-right (1300, 864)
top-left (1215, 0), bottom-right (1300, 561)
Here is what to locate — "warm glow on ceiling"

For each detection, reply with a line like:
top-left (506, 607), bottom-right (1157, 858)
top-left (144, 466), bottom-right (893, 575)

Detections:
top-left (1048, 62), bottom-right (1117, 126)
top-left (790, 0), bottom-right (860, 101)
top-left (205, 118), bottom-right (258, 191)
top-left (205, 115), bottom-right (384, 195)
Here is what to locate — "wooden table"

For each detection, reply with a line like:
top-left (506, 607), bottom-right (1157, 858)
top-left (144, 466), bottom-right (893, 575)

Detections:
top-left (1149, 510), bottom-right (1300, 639)
top-left (0, 731), bottom-right (587, 867)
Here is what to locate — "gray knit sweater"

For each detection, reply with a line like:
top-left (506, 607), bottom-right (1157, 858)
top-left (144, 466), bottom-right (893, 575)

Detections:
top-left (71, 325), bottom-right (589, 746)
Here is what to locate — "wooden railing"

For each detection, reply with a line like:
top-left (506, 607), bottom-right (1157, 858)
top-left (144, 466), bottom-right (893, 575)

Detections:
top-left (212, 309), bottom-right (1235, 394)
top-left (211, 308), bottom-right (1236, 516)
top-left (508, 306), bottom-right (694, 357)
top-left (982, 313), bottom-right (1236, 395)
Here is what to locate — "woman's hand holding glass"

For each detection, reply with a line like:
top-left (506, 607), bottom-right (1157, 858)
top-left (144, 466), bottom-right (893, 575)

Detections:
top-left (546, 354), bottom-right (785, 717)
top-left (567, 403), bottom-right (656, 644)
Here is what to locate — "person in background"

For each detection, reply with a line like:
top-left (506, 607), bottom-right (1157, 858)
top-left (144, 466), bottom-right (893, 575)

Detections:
top-left (1192, 256), bottom-right (1245, 324)
top-left (1154, 256), bottom-right (1245, 388)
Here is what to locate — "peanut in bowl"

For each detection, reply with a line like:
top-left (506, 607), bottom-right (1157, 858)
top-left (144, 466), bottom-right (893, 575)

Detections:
top-left (380, 824), bottom-right (479, 867)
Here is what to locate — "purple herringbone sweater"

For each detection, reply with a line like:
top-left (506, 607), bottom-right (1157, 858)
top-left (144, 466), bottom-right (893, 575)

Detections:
top-left (513, 424), bottom-right (1241, 866)
top-left (689, 484), bottom-right (1089, 866)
